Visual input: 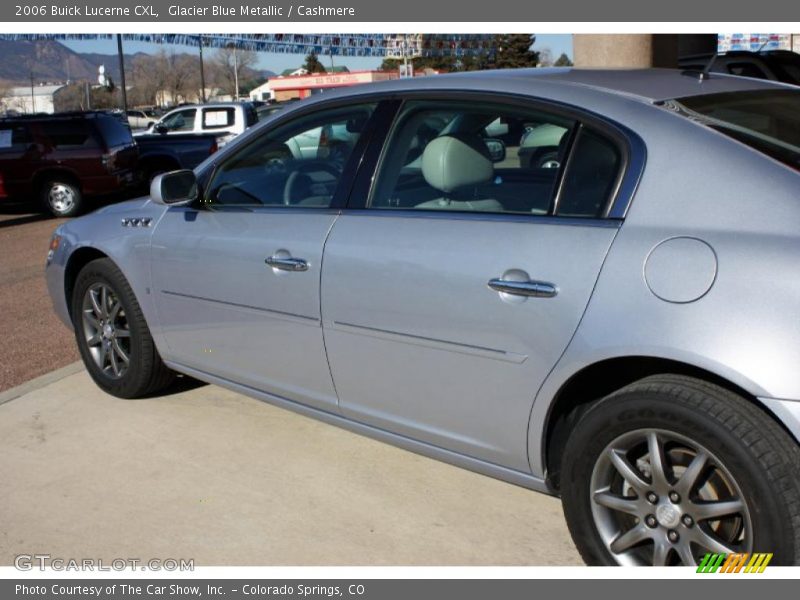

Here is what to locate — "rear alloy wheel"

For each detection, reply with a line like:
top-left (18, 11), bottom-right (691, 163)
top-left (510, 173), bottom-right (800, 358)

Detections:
top-left (42, 179), bottom-right (83, 217)
top-left (71, 258), bottom-right (175, 398)
top-left (561, 375), bottom-right (800, 566)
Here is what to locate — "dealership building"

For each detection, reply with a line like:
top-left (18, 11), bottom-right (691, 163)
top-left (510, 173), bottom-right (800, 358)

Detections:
top-left (261, 70), bottom-right (400, 102)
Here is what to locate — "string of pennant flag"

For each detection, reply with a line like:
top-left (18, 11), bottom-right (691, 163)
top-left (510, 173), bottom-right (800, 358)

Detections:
top-left (0, 33), bottom-right (499, 57)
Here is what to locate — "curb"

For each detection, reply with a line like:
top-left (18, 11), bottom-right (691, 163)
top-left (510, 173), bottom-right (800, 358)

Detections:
top-left (0, 362), bottom-right (84, 406)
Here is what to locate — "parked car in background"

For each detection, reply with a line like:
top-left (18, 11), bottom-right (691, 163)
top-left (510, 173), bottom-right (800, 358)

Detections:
top-left (0, 111), bottom-right (138, 216)
top-left (679, 50), bottom-right (800, 86)
top-left (134, 133), bottom-right (220, 185)
top-left (47, 69), bottom-right (800, 565)
top-left (139, 102), bottom-right (259, 146)
top-left (126, 109), bottom-right (157, 130)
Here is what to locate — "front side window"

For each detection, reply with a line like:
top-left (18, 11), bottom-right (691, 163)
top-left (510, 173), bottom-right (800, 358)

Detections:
top-left (369, 100), bottom-right (623, 218)
top-left (160, 109), bottom-right (196, 132)
top-left (204, 103), bottom-right (375, 208)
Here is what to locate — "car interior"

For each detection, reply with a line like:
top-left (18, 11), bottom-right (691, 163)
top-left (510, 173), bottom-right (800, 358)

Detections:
top-left (204, 101), bottom-right (622, 218)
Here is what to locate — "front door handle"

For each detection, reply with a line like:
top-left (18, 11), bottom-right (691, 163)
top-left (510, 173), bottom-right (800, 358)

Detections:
top-left (488, 278), bottom-right (558, 298)
top-left (265, 256), bottom-right (309, 272)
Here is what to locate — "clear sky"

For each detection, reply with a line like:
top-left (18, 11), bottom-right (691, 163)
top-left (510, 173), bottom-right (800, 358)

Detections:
top-left (61, 33), bottom-right (572, 73)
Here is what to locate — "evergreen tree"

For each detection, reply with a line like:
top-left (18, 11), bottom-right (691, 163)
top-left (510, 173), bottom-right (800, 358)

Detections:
top-left (554, 52), bottom-right (574, 67)
top-left (492, 34), bottom-right (539, 69)
top-left (303, 51), bottom-right (326, 74)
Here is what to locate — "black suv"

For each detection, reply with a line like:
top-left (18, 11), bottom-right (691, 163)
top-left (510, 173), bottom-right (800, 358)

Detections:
top-left (0, 111), bottom-right (138, 217)
top-left (679, 50), bottom-right (800, 86)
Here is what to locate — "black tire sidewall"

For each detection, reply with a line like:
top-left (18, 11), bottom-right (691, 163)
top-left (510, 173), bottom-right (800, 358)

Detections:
top-left (41, 179), bottom-right (83, 217)
top-left (561, 390), bottom-right (796, 565)
top-left (70, 259), bottom-right (151, 398)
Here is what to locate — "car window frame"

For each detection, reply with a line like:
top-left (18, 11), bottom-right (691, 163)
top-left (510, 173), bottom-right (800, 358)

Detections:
top-left (193, 90), bottom-right (644, 220)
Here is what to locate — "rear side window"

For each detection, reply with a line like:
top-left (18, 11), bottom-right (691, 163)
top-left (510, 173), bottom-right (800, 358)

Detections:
top-left (94, 116), bottom-right (134, 148)
top-left (0, 124), bottom-right (32, 149)
top-left (40, 120), bottom-right (95, 148)
top-left (203, 108), bottom-right (235, 129)
top-left (368, 100), bottom-right (624, 218)
top-left (557, 128), bottom-right (622, 218)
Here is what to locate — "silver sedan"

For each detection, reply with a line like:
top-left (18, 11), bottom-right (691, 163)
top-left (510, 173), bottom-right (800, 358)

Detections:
top-left (46, 68), bottom-right (800, 566)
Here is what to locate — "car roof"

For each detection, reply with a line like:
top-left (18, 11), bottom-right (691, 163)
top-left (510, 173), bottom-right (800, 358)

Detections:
top-left (302, 67), bottom-right (791, 105)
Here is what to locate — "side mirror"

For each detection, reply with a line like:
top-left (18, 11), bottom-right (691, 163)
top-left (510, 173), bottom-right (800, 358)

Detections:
top-left (484, 138), bottom-right (507, 163)
top-left (154, 123), bottom-right (169, 134)
top-left (150, 170), bottom-right (198, 206)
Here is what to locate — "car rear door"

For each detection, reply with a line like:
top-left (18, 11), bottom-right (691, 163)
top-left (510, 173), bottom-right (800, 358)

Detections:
top-left (149, 100), bottom-right (382, 411)
top-left (321, 96), bottom-right (637, 472)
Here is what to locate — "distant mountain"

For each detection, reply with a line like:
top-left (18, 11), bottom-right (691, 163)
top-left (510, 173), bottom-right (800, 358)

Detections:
top-left (0, 39), bottom-right (277, 87)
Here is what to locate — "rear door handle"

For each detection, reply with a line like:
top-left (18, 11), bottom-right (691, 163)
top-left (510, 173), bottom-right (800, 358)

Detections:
top-left (488, 278), bottom-right (558, 298)
top-left (265, 256), bottom-right (309, 272)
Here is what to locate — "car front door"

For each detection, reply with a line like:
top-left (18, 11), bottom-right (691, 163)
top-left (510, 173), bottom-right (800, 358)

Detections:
top-left (149, 101), bottom-right (378, 411)
top-left (321, 97), bottom-right (632, 471)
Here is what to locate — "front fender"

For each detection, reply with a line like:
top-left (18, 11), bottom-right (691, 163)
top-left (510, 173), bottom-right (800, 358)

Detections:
top-left (45, 198), bottom-right (167, 345)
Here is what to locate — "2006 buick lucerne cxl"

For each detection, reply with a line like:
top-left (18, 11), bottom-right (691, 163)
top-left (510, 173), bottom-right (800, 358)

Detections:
top-left (46, 68), bottom-right (800, 566)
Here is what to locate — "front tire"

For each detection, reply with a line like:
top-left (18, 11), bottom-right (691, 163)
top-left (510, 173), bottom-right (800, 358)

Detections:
top-left (71, 258), bottom-right (175, 398)
top-left (561, 375), bottom-right (800, 566)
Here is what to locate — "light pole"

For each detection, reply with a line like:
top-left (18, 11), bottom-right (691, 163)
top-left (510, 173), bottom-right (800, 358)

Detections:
top-left (198, 35), bottom-right (207, 103)
top-left (29, 70), bottom-right (35, 113)
top-left (116, 34), bottom-right (128, 114)
top-left (231, 43), bottom-right (239, 101)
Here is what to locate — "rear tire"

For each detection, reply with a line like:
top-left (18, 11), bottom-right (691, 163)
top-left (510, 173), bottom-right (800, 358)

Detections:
top-left (41, 177), bottom-right (83, 217)
top-left (560, 375), bottom-right (800, 566)
top-left (71, 258), bottom-right (175, 398)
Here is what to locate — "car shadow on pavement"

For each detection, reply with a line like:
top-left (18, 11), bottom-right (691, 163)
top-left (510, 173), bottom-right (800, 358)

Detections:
top-left (126, 374), bottom-right (208, 400)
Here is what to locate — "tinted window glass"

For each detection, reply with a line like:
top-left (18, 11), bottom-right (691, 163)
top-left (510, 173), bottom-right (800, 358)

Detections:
top-left (40, 120), bottom-right (95, 148)
top-left (202, 107), bottom-right (235, 129)
top-left (204, 103), bottom-right (375, 208)
top-left (727, 62), bottom-right (768, 79)
top-left (370, 101), bottom-right (575, 215)
top-left (0, 124), bottom-right (32, 149)
top-left (94, 116), bottom-right (133, 148)
top-left (670, 90), bottom-right (800, 171)
top-left (161, 109), bottom-right (196, 132)
top-left (556, 128), bottom-right (622, 218)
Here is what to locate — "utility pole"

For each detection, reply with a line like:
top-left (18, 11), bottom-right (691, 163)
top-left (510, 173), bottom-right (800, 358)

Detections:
top-left (198, 35), bottom-right (207, 103)
top-left (29, 71), bottom-right (35, 113)
top-left (116, 34), bottom-right (128, 114)
top-left (232, 43), bottom-right (239, 101)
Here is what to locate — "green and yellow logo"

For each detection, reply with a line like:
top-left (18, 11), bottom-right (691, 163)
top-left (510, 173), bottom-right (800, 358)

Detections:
top-left (696, 552), bottom-right (773, 573)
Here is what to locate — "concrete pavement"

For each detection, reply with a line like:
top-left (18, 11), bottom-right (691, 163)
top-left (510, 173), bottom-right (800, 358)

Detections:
top-left (0, 367), bottom-right (580, 566)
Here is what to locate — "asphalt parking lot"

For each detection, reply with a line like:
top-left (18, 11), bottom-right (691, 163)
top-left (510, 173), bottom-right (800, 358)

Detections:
top-left (0, 204), bottom-right (78, 392)
top-left (0, 367), bottom-right (581, 565)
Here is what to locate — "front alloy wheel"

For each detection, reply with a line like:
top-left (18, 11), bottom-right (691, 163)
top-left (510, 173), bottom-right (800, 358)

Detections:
top-left (71, 258), bottom-right (174, 398)
top-left (81, 283), bottom-right (131, 379)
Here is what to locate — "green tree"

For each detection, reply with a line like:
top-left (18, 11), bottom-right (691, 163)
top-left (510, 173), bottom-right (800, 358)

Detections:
top-left (303, 51), bottom-right (326, 74)
top-left (492, 34), bottom-right (539, 69)
top-left (554, 52), bottom-right (574, 67)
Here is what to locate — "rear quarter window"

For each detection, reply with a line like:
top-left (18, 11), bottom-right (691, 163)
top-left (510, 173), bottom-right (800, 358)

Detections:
top-left (40, 120), bottom-right (96, 149)
top-left (94, 116), bottom-right (134, 149)
top-left (0, 124), bottom-right (32, 150)
top-left (202, 108), bottom-right (236, 129)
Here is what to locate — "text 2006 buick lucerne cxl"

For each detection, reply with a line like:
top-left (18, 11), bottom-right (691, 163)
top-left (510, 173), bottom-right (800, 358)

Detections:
top-left (46, 69), bottom-right (800, 565)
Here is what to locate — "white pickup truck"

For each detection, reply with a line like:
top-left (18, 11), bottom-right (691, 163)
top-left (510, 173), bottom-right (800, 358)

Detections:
top-left (136, 102), bottom-right (259, 146)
